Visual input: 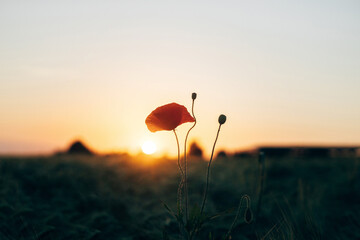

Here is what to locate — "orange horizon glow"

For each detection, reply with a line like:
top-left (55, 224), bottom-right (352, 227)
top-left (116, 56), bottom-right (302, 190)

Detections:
top-left (1, 2), bottom-right (360, 157)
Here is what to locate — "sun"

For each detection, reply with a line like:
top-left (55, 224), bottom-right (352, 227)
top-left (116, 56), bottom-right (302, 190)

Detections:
top-left (141, 141), bottom-right (157, 155)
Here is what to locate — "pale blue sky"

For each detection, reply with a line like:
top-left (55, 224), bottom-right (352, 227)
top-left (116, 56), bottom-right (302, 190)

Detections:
top-left (1, 1), bottom-right (359, 155)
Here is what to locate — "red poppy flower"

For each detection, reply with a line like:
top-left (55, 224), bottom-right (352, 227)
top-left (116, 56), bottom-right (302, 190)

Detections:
top-left (146, 103), bottom-right (195, 132)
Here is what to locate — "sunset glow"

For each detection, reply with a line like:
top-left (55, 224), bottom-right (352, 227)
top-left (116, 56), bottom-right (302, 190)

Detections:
top-left (141, 141), bottom-right (157, 155)
top-left (0, 1), bottom-right (359, 157)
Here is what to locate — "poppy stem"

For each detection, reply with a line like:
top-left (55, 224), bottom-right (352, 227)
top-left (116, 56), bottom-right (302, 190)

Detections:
top-left (173, 130), bottom-right (184, 217)
top-left (184, 99), bottom-right (196, 222)
top-left (200, 123), bottom-right (222, 215)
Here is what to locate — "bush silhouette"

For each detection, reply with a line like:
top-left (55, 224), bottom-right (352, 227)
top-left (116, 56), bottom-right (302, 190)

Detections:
top-left (67, 140), bottom-right (93, 155)
top-left (189, 141), bottom-right (203, 157)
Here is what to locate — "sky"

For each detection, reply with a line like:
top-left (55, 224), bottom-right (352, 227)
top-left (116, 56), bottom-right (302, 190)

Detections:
top-left (1, 1), bottom-right (359, 157)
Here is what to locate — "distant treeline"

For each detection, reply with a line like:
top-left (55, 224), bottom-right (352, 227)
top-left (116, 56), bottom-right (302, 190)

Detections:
top-left (226, 146), bottom-right (360, 159)
top-left (57, 140), bottom-right (360, 159)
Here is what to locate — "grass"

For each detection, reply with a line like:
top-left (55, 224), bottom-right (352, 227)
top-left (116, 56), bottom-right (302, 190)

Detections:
top-left (0, 154), bottom-right (359, 239)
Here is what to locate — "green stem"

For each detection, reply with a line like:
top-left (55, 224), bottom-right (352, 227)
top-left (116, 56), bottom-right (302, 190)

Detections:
top-left (200, 123), bottom-right (222, 215)
top-left (184, 99), bottom-right (196, 222)
top-left (173, 130), bottom-right (184, 217)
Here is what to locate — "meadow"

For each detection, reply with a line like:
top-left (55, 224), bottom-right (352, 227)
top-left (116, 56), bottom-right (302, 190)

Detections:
top-left (0, 154), bottom-right (359, 240)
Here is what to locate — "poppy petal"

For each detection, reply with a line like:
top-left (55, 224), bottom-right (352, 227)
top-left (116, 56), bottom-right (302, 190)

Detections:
top-left (145, 103), bottom-right (195, 132)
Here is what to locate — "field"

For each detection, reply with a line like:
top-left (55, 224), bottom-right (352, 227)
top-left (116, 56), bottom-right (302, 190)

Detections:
top-left (0, 154), bottom-right (359, 239)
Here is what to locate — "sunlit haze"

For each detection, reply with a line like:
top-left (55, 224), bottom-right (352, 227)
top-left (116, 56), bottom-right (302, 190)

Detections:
top-left (141, 141), bottom-right (157, 155)
top-left (1, 1), bottom-right (359, 157)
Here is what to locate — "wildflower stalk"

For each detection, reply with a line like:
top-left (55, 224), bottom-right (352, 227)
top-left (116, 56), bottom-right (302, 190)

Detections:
top-left (224, 195), bottom-right (251, 240)
top-left (145, 100), bottom-right (196, 239)
top-left (200, 115), bottom-right (225, 215)
top-left (173, 130), bottom-right (184, 217)
top-left (184, 93), bottom-right (197, 222)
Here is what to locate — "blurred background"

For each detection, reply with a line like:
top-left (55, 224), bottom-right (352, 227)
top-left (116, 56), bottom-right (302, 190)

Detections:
top-left (1, 1), bottom-right (360, 157)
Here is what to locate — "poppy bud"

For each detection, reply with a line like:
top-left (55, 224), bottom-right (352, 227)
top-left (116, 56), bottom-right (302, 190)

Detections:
top-left (192, 92), bottom-right (197, 100)
top-left (244, 207), bottom-right (253, 223)
top-left (218, 114), bottom-right (226, 125)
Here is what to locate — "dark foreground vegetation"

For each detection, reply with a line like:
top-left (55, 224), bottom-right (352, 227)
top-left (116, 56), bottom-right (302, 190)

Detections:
top-left (0, 154), bottom-right (359, 239)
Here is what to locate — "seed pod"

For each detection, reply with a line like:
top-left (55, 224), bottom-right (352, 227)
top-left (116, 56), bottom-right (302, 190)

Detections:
top-left (218, 114), bottom-right (227, 125)
top-left (244, 207), bottom-right (253, 223)
top-left (192, 92), bottom-right (197, 100)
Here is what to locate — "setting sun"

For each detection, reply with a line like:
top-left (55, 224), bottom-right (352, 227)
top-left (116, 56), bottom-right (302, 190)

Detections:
top-left (141, 141), bottom-right (157, 155)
